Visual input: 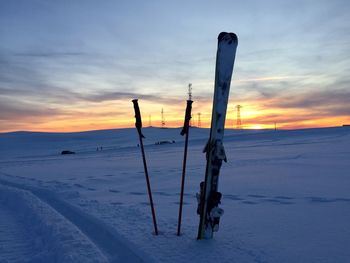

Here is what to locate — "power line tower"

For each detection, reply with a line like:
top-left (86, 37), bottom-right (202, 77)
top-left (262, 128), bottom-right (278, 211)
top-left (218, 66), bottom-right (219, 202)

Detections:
top-left (161, 108), bottom-right (165, 128)
top-left (149, 114), bottom-right (152, 127)
top-left (236, 105), bottom-right (242, 129)
top-left (197, 112), bottom-right (201, 128)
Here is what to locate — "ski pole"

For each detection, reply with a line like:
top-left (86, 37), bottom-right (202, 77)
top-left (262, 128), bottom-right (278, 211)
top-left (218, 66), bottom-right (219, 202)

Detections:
top-left (132, 99), bottom-right (159, 235)
top-left (177, 99), bottom-right (193, 236)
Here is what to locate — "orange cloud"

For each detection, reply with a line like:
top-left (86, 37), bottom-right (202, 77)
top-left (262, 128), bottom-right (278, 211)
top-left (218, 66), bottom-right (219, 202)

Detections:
top-left (1, 87), bottom-right (349, 132)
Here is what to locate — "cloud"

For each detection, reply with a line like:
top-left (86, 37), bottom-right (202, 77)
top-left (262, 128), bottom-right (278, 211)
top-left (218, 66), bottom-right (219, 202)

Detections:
top-left (264, 88), bottom-right (350, 113)
top-left (13, 51), bottom-right (87, 58)
top-left (0, 99), bottom-right (62, 121)
top-left (0, 95), bottom-right (133, 124)
top-left (237, 75), bottom-right (309, 83)
top-left (77, 91), bottom-right (186, 105)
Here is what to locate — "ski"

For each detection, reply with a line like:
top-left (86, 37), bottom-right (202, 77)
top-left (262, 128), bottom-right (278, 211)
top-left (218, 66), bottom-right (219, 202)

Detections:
top-left (197, 32), bottom-right (238, 240)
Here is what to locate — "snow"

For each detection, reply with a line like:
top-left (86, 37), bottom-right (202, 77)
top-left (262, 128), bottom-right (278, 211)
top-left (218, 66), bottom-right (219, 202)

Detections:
top-left (0, 126), bottom-right (349, 262)
top-left (0, 184), bottom-right (108, 262)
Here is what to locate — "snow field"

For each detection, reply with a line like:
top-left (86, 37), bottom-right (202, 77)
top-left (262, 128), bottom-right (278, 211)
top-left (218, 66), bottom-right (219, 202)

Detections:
top-left (0, 126), bottom-right (349, 262)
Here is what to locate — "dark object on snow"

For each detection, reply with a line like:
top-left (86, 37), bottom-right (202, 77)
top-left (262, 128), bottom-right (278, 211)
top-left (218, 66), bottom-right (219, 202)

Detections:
top-left (61, 150), bottom-right (75, 155)
top-left (155, 140), bottom-right (175, 145)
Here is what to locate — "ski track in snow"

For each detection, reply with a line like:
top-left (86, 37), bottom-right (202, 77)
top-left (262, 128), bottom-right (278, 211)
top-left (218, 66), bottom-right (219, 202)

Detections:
top-left (0, 178), bottom-right (152, 263)
top-left (0, 204), bottom-right (36, 262)
top-left (0, 183), bottom-right (113, 263)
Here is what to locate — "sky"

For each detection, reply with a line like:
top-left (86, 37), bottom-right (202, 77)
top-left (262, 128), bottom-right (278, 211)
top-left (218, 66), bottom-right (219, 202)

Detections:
top-left (0, 0), bottom-right (349, 132)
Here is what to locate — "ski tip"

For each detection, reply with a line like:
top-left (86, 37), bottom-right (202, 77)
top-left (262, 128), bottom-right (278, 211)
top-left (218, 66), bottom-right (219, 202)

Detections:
top-left (218, 32), bottom-right (238, 43)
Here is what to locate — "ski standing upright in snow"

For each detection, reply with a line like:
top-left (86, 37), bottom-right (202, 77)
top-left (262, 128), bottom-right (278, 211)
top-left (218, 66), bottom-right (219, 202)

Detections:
top-left (197, 32), bottom-right (238, 240)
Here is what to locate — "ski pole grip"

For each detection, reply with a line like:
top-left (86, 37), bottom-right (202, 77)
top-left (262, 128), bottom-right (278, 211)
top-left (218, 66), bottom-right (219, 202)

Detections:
top-left (132, 99), bottom-right (145, 138)
top-left (180, 100), bottom-right (193, 136)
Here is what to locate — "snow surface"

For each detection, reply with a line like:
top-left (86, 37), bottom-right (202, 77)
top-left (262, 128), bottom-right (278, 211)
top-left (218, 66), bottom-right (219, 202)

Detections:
top-left (0, 126), bottom-right (349, 262)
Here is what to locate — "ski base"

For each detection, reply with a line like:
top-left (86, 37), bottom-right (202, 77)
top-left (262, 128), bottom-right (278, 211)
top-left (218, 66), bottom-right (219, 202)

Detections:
top-left (197, 32), bottom-right (238, 240)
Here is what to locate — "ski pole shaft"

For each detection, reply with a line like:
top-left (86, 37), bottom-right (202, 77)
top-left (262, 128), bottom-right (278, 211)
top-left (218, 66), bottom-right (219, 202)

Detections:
top-left (138, 134), bottom-right (159, 235)
top-left (177, 100), bottom-right (193, 236)
top-left (132, 99), bottom-right (158, 235)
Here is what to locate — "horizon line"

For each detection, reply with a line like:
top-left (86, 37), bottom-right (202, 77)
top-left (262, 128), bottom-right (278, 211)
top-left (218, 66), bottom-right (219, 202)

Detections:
top-left (1, 125), bottom-right (348, 135)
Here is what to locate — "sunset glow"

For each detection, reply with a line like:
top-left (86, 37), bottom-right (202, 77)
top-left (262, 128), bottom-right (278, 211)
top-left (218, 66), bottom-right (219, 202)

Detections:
top-left (1, 1), bottom-right (349, 132)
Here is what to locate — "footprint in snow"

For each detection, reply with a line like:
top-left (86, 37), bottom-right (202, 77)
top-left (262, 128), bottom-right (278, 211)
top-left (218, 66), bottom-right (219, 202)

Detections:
top-left (307, 197), bottom-right (350, 203)
top-left (110, 201), bottom-right (123, 205)
top-left (109, 189), bottom-right (120, 193)
top-left (263, 199), bottom-right (294, 205)
top-left (173, 201), bottom-right (190, 205)
top-left (224, 194), bottom-right (243, 201)
top-left (274, 196), bottom-right (294, 200)
top-left (129, 192), bottom-right (146, 196)
top-left (247, 194), bottom-right (266, 198)
top-left (153, 191), bottom-right (173, 197)
top-left (242, 201), bottom-right (258, 205)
